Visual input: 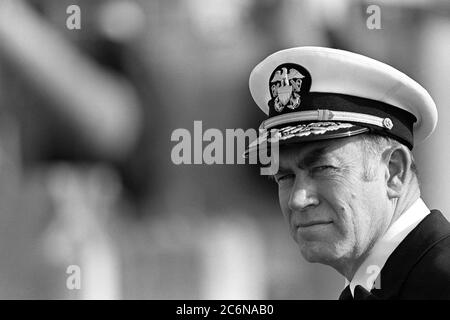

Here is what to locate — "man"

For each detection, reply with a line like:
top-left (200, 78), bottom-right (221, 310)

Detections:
top-left (245, 47), bottom-right (450, 299)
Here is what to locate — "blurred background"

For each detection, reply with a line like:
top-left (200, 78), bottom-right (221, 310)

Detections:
top-left (0, 0), bottom-right (448, 299)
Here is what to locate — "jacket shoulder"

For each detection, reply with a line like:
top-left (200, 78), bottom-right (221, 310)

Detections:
top-left (399, 233), bottom-right (450, 299)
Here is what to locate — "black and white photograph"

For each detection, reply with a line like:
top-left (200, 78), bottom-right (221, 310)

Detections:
top-left (0, 0), bottom-right (449, 308)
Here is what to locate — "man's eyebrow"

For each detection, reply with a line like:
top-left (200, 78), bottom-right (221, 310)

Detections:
top-left (297, 146), bottom-right (332, 168)
top-left (275, 145), bottom-right (334, 172)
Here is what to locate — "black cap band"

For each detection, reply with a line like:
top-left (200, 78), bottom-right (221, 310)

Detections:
top-left (268, 92), bottom-right (417, 149)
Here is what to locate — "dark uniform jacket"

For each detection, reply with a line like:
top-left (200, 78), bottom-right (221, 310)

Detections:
top-left (340, 210), bottom-right (450, 300)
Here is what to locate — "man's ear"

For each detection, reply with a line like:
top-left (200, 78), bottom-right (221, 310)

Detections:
top-left (383, 146), bottom-right (411, 199)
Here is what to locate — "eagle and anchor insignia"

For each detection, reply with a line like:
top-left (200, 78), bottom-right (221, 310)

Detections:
top-left (268, 63), bottom-right (311, 113)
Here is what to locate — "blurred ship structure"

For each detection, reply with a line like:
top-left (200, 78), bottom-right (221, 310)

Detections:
top-left (0, 0), bottom-right (447, 299)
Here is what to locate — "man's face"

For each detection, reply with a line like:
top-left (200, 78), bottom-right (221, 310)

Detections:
top-left (274, 136), bottom-right (392, 269)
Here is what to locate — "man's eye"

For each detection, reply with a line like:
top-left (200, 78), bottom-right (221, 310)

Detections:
top-left (275, 173), bottom-right (295, 183)
top-left (311, 165), bottom-right (335, 174)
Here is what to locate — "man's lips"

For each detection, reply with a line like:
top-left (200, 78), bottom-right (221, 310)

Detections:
top-left (296, 221), bottom-right (333, 228)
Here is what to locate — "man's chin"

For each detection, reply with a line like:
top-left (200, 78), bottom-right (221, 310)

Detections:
top-left (298, 242), bottom-right (338, 264)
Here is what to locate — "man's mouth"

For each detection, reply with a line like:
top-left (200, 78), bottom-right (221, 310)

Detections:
top-left (297, 221), bottom-right (333, 228)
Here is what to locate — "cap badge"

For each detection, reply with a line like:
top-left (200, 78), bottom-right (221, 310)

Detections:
top-left (269, 63), bottom-right (311, 113)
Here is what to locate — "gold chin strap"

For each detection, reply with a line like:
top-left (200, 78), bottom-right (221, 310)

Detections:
top-left (259, 109), bottom-right (394, 131)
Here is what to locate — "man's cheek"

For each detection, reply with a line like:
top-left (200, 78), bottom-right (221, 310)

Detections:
top-left (326, 174), bottom-right (360, 191)
top-left (278, 185), bottom-right (291, 206)
top-left (278, 191), bottom-right (291, 221)
top-left (318, 190), bottom-right (353, 235)
top-left (320, 178), bottom-right (361, 211)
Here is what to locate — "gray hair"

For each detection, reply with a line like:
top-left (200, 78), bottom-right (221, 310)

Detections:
top-left (358, 133), bottom-right (418, 182)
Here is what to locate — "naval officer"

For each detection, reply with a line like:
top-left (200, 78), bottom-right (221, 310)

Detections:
top-left (245, 47), bottom-right (449, 299)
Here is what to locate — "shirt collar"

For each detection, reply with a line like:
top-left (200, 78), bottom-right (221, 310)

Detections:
top-left (344, 197), bottom-right (430, 296)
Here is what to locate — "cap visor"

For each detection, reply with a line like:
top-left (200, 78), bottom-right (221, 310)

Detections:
top-left (244, 122), bottom-right (369, 158)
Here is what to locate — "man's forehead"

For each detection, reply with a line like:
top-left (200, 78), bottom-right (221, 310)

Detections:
top-left (278, 137), bottom-right (360, 166)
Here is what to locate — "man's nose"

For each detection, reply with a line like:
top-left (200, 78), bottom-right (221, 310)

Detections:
top-left (288, 177), bottom-right (319, 211)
